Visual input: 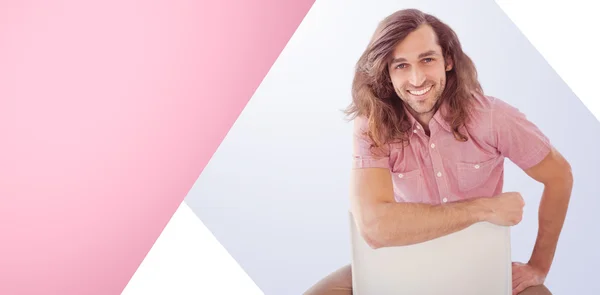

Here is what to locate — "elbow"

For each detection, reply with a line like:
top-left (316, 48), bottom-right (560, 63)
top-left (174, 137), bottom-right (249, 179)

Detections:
top-left (565, 169), bottom-right (574, 190)
top-left (559, 158), bottom-right (574, 189)
top-left (357, 217), bottom-right (388, 250)
top-left (362, 229), bottom-right (384, 250)
top-left (542, 154), bottom-right (574, 190)
top-left (353, 202), bottom-right (398, 249)
top-left (566, 162), bottom-right (574, 186)
top-left (562, 151), bottom-right (574, 181)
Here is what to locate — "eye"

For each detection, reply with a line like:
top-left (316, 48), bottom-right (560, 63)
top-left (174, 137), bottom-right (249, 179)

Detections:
top-left (395, 63), bottom-right (408, 69)
top-left (423, 58), bottom-right (434, 63)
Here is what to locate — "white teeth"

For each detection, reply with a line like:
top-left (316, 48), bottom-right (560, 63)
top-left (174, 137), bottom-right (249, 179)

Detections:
top-left (408, 86), bottom-right (432, 96)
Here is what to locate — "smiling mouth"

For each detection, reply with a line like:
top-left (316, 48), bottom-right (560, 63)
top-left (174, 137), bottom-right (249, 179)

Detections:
top-left (407, 85), bottom-right (433, 96)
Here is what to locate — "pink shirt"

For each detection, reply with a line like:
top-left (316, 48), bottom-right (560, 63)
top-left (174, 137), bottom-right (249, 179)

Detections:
top-left (352, 92), bottom-right (552, 205)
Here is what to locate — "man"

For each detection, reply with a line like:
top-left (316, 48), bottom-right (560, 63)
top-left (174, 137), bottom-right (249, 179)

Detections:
top-left (304, 8), bottom-right (573, 295)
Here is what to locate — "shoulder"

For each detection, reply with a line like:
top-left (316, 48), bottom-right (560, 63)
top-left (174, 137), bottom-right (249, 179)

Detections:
top-left (467, 91), bottom-right (511, 115)
top-left (465, 91), bottom-right (522, 128)
top-left (462, 91), bottom-right (494, 132)
top-left (352, 115), bottom-right (374, 141)
top-left (462, 91), bottom-right (528, 148)
top-left (353, 115), bottom-right (369, 131)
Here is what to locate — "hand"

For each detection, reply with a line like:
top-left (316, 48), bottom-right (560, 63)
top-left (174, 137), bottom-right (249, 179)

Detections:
top-left (480, 192), bottom-right (525, 226)
top-left (512, 262), bottom-right (546, 295)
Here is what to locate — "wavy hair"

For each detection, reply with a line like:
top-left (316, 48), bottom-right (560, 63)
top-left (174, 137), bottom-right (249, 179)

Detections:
top-left (344, 9), bottom-right (483, 150)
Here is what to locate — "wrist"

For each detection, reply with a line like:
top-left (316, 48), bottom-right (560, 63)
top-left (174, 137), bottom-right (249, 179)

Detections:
top-left (527, 258), bottom-right (551, 276)
top-left (468, 197), bottom-right (494, 222)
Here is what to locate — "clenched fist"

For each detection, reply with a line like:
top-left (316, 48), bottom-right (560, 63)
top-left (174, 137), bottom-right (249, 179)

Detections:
top-left (479, 192), bottom-right (525, 226)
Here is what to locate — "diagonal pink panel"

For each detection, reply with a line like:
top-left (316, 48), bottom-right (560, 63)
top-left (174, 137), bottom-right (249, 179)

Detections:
top-left (0, 0), bottom-right (314, 294)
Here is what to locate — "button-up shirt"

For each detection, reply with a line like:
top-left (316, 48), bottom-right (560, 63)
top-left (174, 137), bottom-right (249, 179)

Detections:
top-left (352, 92), bottom-right (552, 205)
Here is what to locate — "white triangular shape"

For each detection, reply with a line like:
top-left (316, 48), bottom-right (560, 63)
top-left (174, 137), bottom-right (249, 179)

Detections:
top-left (121, 202), bottom-right (264, 295)
top-left (496, 0), bottom-right (600, 121)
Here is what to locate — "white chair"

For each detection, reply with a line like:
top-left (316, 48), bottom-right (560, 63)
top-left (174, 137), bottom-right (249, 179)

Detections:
top-left (349, 212), bottom-right (512, 295)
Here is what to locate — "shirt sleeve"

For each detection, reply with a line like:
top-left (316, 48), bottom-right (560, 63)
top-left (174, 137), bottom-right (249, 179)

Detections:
top-left (351, 116), bottom-right (390, 169)
top-left (491, 98), bottom-right (552, 170)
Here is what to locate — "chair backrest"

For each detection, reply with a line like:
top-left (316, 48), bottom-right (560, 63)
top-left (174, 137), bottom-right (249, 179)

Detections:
top-left (349, 212), bottom-right (512, 295)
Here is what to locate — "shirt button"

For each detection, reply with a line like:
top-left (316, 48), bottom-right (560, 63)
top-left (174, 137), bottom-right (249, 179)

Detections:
top-left (474, 164), bottom-right (480, 169)
top-left (398, 173), bottom-right (404, 178)
top-left (437, 172), bottom-right (442, 177)
top-left (430, 143), bottom-right (435, 148)
top-left (442, 197), bottom-right (448, 203)
top-left (413, 129), bottom-right (417, 133)
top-left (416, 125), bottom-right (421, 129)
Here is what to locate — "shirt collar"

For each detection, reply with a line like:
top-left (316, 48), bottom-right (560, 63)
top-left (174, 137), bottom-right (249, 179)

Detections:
top-left (432, 101), bottom-right (452, 132)
top-left (404, 101), bottom-right (453, 136)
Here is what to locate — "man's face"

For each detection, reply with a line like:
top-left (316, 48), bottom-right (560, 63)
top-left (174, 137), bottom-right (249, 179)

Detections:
top-left (388, 25), bottom-right (452, 118)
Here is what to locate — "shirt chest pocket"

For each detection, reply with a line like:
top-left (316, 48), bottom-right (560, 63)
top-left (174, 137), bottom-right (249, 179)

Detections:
top-left (455, 156), bottom-right (501, 192)
top-left (392, 169), bottom-right (425, 203)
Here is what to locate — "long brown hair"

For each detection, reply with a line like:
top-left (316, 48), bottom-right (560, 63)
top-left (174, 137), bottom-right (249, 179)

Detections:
top-left (344, 8), bottom-right (482, 150)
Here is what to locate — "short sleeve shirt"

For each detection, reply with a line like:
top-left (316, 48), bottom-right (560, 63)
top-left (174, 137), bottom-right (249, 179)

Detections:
top-left (351, 92), bottom-right (552, 205)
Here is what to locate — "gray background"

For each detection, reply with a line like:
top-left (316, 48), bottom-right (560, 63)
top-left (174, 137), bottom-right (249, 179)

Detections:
top-left (185, 0), bottom-right (600, 294)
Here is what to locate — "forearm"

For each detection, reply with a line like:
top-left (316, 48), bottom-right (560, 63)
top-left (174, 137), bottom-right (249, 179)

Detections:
top-left (364, 199), bottom-right (489, 248)
top-left (528, 179), bottom-right (573, 274)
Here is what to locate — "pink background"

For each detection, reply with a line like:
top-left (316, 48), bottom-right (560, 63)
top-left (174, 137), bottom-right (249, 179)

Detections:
top-left (0, 0), bottom-right (314, 294)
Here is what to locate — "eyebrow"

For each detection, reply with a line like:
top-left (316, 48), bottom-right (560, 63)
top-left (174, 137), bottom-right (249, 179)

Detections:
top-left (391, 50), bottom-right (440, 64)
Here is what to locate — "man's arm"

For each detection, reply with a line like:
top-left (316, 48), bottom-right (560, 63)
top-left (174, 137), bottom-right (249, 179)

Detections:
top-left (349, 167), bottom-right (522, 249)
top-left (523, 147), bottom-right (573, 274)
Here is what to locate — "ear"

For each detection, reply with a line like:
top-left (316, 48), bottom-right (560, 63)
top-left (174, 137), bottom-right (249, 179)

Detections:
top-left (445, 57), bottom-right (454, 71)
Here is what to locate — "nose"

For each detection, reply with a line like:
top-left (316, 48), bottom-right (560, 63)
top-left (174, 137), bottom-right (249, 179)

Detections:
top-left (408, 67), bottom-right (426, 87)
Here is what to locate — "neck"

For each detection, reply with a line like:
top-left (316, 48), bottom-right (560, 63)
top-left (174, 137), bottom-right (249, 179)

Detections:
top-left (406, 100), bottom-right (444, 135)
top-left (407, 106), bottom-right (438, 131)
top-left (414, 112), bottom-right (434, 129)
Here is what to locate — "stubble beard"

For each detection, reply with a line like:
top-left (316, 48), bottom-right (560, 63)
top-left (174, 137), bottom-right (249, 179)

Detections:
top-left (397, 81), bottom-right (445, 116)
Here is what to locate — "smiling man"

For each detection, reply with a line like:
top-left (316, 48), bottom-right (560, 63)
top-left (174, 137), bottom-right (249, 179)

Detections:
top-left (304, 8), bottom-right (573, 295)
